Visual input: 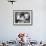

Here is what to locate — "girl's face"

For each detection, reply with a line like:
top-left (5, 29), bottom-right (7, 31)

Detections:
top-left (24, 14), bottom-right (29, 19)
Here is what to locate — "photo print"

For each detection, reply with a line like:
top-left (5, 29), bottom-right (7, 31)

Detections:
top-left (13, 10), bottom-right (32, 25)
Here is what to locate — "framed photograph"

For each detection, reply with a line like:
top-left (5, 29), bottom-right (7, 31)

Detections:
top-left (13, 10), bottom-right (33, 25)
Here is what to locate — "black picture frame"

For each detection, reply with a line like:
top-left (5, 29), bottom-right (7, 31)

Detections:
top-left (13, 10), bottom-right (33, 26)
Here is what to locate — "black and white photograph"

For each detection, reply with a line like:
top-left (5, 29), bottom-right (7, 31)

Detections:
top-left (13, 10), bottom-right (32, 25)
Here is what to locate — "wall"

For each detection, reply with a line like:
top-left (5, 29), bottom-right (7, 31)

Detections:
top-left (0, 0), bottom-right (46, 42)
